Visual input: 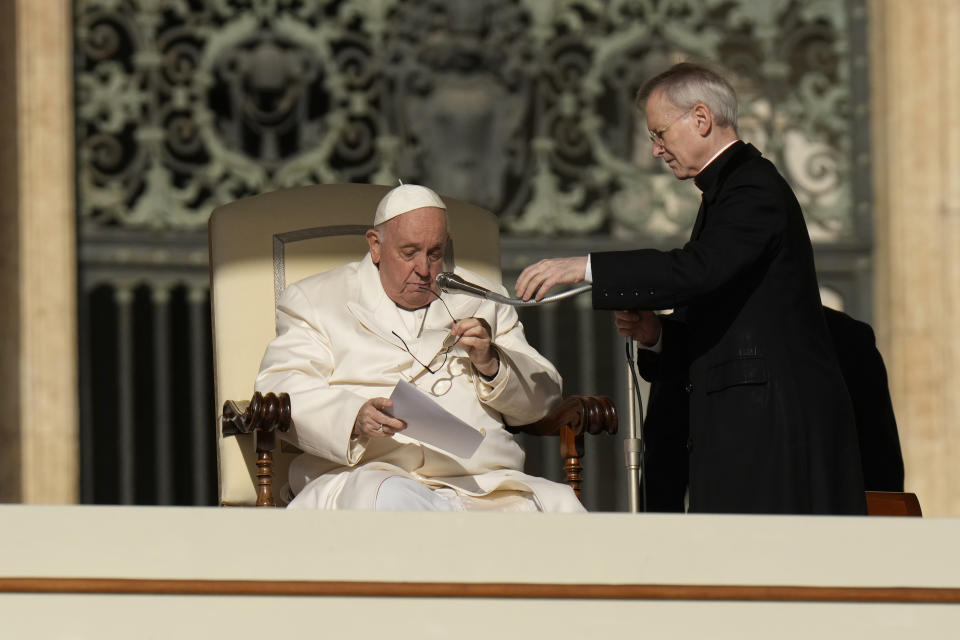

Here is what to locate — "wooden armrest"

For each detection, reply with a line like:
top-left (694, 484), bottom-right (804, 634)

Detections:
top-left (220, 392), bottom-right (292, 507)
top-left (508, 396), bottom-right (617, 498)
top-left (221, 391), bottom-right (292, 438)
top-left (508, 395), bottom-right (618, 438)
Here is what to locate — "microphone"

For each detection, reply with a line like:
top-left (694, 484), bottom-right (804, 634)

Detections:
top-left (436, 272), bottom-right (496, 299)
top-left (435, 272), bottom-right (592, 307)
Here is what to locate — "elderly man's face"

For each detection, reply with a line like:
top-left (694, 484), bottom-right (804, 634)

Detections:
top-left (366, 206), bottom-right (448, 310)
top-left (644, 88), bottom-right (701, 180)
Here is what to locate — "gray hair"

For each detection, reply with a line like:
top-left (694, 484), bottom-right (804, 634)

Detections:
top-left (636, 62), bottom-right (739, 131)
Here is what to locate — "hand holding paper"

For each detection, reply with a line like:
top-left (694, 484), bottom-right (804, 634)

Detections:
top-left (385, 380), bottom-right (483, 458)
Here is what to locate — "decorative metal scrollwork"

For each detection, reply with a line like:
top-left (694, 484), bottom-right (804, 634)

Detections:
top-left (75, 0), bottom-right (863, 242)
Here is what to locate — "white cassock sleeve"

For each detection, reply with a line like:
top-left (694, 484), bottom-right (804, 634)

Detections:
top-left (254, 284), bottom-right (368, 467)
top-left (472, 288), bottom-right (563, 426)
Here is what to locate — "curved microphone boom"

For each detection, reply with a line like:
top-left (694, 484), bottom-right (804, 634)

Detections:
top-left (435, 272), bottom-right (592, 307)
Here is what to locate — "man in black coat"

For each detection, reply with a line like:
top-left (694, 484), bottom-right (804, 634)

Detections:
top-left (638, 307), bottom-right (905, 512)
top-left (516, 62), bottom-right (866, 514)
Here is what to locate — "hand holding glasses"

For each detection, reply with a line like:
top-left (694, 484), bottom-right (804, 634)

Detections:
top-left (392, 289), bottom-right (499, 378)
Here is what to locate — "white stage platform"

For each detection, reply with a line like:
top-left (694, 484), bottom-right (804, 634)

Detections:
top-left (1, 505), bottom-right (958, 638)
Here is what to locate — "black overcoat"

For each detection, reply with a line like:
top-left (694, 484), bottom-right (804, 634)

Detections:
top-left (823, 308), bottom-right (904, 492)
top-left (592, 142), bottom-right (866, 514)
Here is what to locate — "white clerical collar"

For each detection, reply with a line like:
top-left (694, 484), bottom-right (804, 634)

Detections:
top-left (396, 305), bottom-right (427, 338)
top-left (698, 139), bottom-right (740, 174)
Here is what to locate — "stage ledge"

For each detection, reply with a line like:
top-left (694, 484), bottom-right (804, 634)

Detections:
top-left (1, 505), bottom-right (959, 638)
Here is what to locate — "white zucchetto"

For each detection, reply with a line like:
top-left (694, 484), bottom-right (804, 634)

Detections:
top-left (374, 184), bottom-right (446, 226)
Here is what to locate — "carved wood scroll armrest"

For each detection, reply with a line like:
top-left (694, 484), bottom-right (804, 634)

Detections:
top-left (221, 392), bottom-right (291, 507)
top-left (221, 391), bottom-right (292, 438)
top-left (507, 396), bottom-right (618, 498)
top-left (508, 395), bottom-right (618, 438)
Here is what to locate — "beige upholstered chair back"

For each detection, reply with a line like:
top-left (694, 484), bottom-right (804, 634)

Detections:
top-left (209, 183), bottom-right (502, 505)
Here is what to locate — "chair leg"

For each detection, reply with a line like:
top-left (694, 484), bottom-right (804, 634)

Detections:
top-left (255, 430), bottom-right (276, 507)
top-left (255, 451), bottom-right (274, 507)
top-left (560, 426), bottom-right (585, 498)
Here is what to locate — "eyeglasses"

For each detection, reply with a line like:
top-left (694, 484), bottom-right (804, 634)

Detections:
top-left (648, 108), bottom-right (693, 147)
top-left (391, 290), bottom-right (461, 375)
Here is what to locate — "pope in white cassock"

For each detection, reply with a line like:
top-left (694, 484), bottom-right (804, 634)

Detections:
top-left (255, 184), bottom-right (585, 512)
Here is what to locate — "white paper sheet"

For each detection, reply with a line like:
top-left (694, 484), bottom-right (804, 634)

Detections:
top-left (385, 379), bottom-right (483, 458)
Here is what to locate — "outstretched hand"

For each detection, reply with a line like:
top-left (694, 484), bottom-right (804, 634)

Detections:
top-left (352, 397), bottom-right (406, 439)
top-left (514, 256), bottom-right (588, 301)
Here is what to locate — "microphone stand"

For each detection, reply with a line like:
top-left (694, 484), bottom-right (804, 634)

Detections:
top-left (623, 338), bottom-right (645, 514)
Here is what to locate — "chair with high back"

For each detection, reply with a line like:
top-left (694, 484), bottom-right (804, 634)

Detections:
top-left (209, 183), bottom-right (617, 507)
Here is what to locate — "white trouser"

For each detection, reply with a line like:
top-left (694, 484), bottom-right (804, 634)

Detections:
top-left (374, 476), bottom-right (539, 512)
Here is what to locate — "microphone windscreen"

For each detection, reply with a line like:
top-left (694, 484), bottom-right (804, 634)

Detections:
top-left (435, 272), bottom-right (490, 297)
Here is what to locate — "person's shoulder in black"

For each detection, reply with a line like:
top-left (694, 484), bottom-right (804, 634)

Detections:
top-left (822, 307), bottom-right (905, 492)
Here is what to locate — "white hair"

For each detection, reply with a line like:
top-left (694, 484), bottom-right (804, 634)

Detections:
top-left (636, 62), bottom-right (739, 132)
